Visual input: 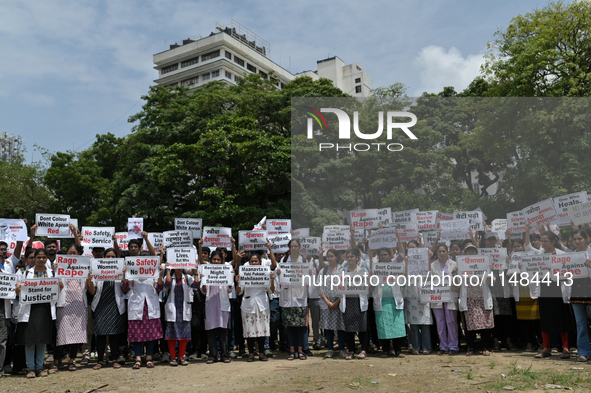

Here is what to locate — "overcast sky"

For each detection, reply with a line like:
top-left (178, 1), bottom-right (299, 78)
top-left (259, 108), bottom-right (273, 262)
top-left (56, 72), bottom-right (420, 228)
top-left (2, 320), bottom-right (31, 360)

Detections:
top-left (0, 0), bottom-right (555, 156)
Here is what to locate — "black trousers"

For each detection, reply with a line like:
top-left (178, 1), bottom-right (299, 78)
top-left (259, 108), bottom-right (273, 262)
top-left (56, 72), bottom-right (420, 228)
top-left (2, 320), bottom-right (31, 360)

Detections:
top-left (207, 328), bottom-right (228, 361)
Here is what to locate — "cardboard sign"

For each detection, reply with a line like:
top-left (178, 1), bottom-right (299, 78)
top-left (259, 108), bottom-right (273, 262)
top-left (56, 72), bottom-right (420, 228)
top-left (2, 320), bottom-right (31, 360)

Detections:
top-left (553, 192), bottom-right (587, 226)
top-left (453, 211), bottom-right (483, 231)
top-left (175, 218), bottom-right (203, 239)
top-left (491, 219), bottom-right (507, 233)
top-left (436, 212), bottom-right (454, 228)
top-left (202, 227), bottom-right (232, 250)
top-left (0, 273), bottom-right (18, 299)
top-left (278, 262), bottom-right (310, 285)
top-left (91, 258), bottom-right (125, 281)
top-left (407, 248), bottom-right (429, 277)
top-left (239, 230), bottom-right (268, 251)
top-left (568, 200), bottom-right (591, 226)
top-left (300, 237), bottom-right (321, 256)
top-left (19, 278), bottom-right (60, 304)
top-left (202, 264), bottom-right (234, 286)
top-left (55, 255), bottom-right (91, 279)
top-left (322, 231), bottom-right (350, 251)
top-left (268, 233), bottom-right (291, 253)
top-left (550, 252), bottom-right (589, 280)
top-left (147, 232), bottom-right (163, 249)
top-left (0, 219), bottom-right (27, 243)
top-left (167, 247), bottom-right (197, 270)
top-left (239, 265), bottom-right (271, 287)
top-left (478, 248), bottom-right (508, 270)
top-left (35, 214), bottom-right (70, 237)
top-left (457, 255), bottom-right (490, 276)
top-left (392, 209), bottom-right (419, 226)
top-left (419, 278), bottom-right (453, 303)
top-left (127, 218), bottom-right (144, 239)
top-left (163, 231), bottom-right (193, 248)
top-left (507, 210), bottom-right (527, 239)
top-left (125, 256), bottom-right (160, 279)
top-left (115, 232), bottom-right (129, 251)
top-left (377, 207), bottom-right (392, 227)
top-left (439, 220), bottom-right (470, 241)
top-left (522, 199), bottom-right (558, 227)
top-left (292, 228), bottom-right (310, 238)
top-left (373, 261), bottom-right (405, 285)
top-left (335, 271), bottom-right (370, 295)
top-left (398, 223), bottom-right (419, 243)
top-left (368, 228), bottom-right (397, 250)
top-left (82, 227), bottom-right (115, 248)
top-left (266, 219), bottom-right (291, 235)
top-left (416, 211), bottom-right (438, 231)
top-left (349, 209), bottom-right (380, 229)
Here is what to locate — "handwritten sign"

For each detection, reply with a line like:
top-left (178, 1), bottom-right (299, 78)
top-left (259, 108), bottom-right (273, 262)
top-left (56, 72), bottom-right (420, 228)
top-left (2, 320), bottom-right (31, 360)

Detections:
top-left (167, 247), bottom-right (197, 270)
top-left (0, 273), bottom-right (17, 299)
top-left (507, 210), bottom-right (527, 239)
top-left (55, 255), bottom-right (91, 279)
top-left (175, 218), bottom-right (202, 239)
top-left (82, 227), bottom-right (115, 248)
top-left (266, 219), bottom-right (291, 235)
top-left (91, 258), bottom-right (124, 281)
top-left (478, 248), bottom-right (507, 270)
top-left (393, 209), bottom-right (419, 226)
top-left (368, 228), bottom-right (397, 250)
top-left (19, 278), bottom-right (60, 304)
top-left (202, 227), bottom-right (232, 250)
top-left (278, 262), bottom-right (310, 285)
top-left (377, 207), bottom-right (392, 227)
top-left (398, 223), bottom-right (419, 243)
top-left (163, 230), bottom-right (193, 248)
top-left (268, 233), bottom-right (291, 253)
top-left (0, 219), bottom-right (27, 243)
top-left (553, 192), bottom-right (587, 226)
top-left (453, 211), bottom-right (483, 231)
top-left (239, 265), bottom-right (271, 287)
top-left (239, 230), bottom-right (268, 251)
top-left (522, 199), bottom-right (558, 227)
top-left (439, 220), bottom-right (470, 241)
top-left (335, 272), bottom-right (369, 295)
top-left (350, 209), bottom-right (379, 229)
top-left (35, 214), bottom-right (70, 237)
top-left (457, 255), bottom-right (490, 276)
top-left (292, 228), bottom-right (310, 238)
top-left (422, 231), bottom-right (439, 249)
top-left (300, 237), bottom-right (321, 256)
top-left (322, 231), bottom-right (350, 251)
top-left (373, 261), bottom-right (405, 285)
top-left (568, 201), bottom-right (591, 226)
top-left (416, 211), bottom-right (437, 231)
top-left (125, 256), bottom-right (160, 279)
top-left (407, 248), bottom-right (429, 277)
top-left (491, 219), bottom-right (507, 233)
top-left (127, 218), bottom-right (143, 239)
top-left (202, 264), bottom-right (234, 286)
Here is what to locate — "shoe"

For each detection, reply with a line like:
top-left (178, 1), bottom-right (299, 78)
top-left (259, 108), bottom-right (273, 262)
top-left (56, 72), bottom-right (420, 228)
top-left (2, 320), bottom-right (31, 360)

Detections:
top-left (264, 349), bottom-right (273, 358)
top-left (117, 356), bottom-right (126, 365)
top-left (153, 352), bottom-right (161, 361)
top-left (449, 350), bottom-right (459, 356)
top-left (201, 354), bottom-right (208, 361)
top-left (340, 350), bottom-right (348, 359)
top-left (410, 350), bottom-right (419, 355)
top-left (228, 351), bottom-right (237, 359)
top-left (313, 342), bottom-right (321, 350)
top-left (422, 350), bottom-right (431, 355)
top-left (303, 349), bottom-right (313, 356)
top-left (238, 347), bottom-right (246, 356)
top-left (325, 350), bottom-right (334, 358)
top-left (578, 355), bottom-right (588, 362)
top-left (161, 352), bottom-right (170, 363)
top-left (90, 352), bottom-right (98, 360)
top-left (188, 352), bottom-right (197, 360)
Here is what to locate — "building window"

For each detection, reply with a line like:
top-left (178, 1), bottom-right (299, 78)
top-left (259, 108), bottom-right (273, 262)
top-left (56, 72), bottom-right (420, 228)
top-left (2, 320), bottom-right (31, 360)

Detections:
top-left (355, 77), bottom-right (361, 83)
top-left (259, 70), bottom-right (268, 79)
top-left (202, 73), bottom-right (211, 81)
top-left (225, 71), bottom-right (232, 79)
top-left (246, 63), bottom-right (256, 73)
top-left (234, 56), bottom-right (245, 67)
top-left (161, 64), bottom-right (178, 75)
top-left (212, 70), bottom-right (220, 78)
top-left (280, 82), bottom-right (284, 89)
top-left (270, 77), bottom-right (278, 86)
top-left (201, 50), bottom-right (220, 62)
top-left (234, 75), bottom-right (240, 82)
top-left (181, 57), bottom-right (199, 68)
top-left (355, 85), bottom-right (362, 93)
top-left (181, 76), bottom-right (199, 87)
top-left (225, 51), bottom-right (232, 60)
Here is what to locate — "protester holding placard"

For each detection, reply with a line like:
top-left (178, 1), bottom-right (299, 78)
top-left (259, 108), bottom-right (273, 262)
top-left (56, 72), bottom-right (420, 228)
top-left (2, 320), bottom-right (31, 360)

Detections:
top-left (236, 252), bottom-right (276, 362)
top-left (430, 244), bottom-right (459, 355)
top-left (567, 230), bottom-right (591, 362)
top-left (122, 247), bottom-right (165, 370)
top-left (15, 248), bottom-right (61, 378)
top-left (318, 249), bottom-right (346, 358)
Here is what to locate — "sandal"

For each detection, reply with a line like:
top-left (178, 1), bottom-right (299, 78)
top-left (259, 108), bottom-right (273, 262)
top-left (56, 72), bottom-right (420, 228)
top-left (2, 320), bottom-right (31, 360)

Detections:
top-left (492, 343), bottom-right (501, 352)
top-left (482, 350), bottom-right (491, 356)
top-left (169, 359), bottom-right (178, 367)
top-left (49, 364), bottom-right (59, 373)
top-left (39, 369), bottom-right (48, 377)
top-left (68, 363), bottom-right (77, 371)
top-left (181, 359), bottom-right (189, 366)
top-left (80, 357), bottom-right (89, 366)
top-left (206, 358), bottom-right (215, 364)
top-left (561, 351), bottom-right (571, 359)
top-left (507, 342), bottom-right (518, 351)
top-left (466, 348), bottom-right (475, 356)
top-left (26, 370), bottom-right (36, 378)
top-left (92, 363), bottom-right (103, 370)
top-left (132, 361), bottom-right (142, 370)
top-left (380, 352), bottom-right (389, 358)
top-left (259, 355), bottom-right (268, 361)
top-left (146, 361), bottom-right (155, 368)
top-left (525, 343), bottom-right (535, 352)
top-left (112, 362), bottom-right (122, 369)
top-left (357, 351), bottom-right (366, 359)
top-left (345, 352), bottom-right (354, 360)
top-left (287, 352), bottom-right (296, 361)
top-left (298, 351), bottom-right (307, 360)
top-left (396, 352), bottom-right (405, 358)
top-left (223, 358), bottom-right (231, 363)
top-left (535, 351), bottom-right (551, 358)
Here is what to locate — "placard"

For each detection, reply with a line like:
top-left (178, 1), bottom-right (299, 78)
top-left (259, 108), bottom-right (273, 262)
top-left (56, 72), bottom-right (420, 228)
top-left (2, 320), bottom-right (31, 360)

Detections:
top-left (353, 228), bottom-right (365, 242)
top-left (266, 219), bottom-right (291, 235)
top-left (202, 227), bottom-right (232, 250)
top-left (300, 237), bottom-right (321, 256)
top-left (398, 222), bottom-right (419, 243)
top-left (238, 230), bottom-right (268, 251)
top-left (322, 231), bottom-right (350, 251)
top-left (35, 214), bottom-right (70, 237)
top-left (239, 265), bottom-right (271, 287)
top-left (522, 199), bottom-right (558, 227)
top-left (335, 271), bottom-right (370, 295)
top-left (419, 278), bottom-right (452, 303)
top-left (393, 209), bottom-right (419, 226)
top-left (457, 255), bottom-right (490, 276)
top-left (568, 201), bottom-right (591, 226)
top-left (82, 227), bottom-right (115, 248)
top-left (127, 218), bottom-right (144, 239)
top-left (520, 254), bottom-right (551, 278)
top-left (407, 248), bottom-right (429, 278)
top-left (549, 252), bottom-right (589, 280)
top-left (55, 255), bottom-right (91, 279)
top-left (147, 232), bottom-right (163, 249)
top-left (373, 262), bottom-right (405, 285)
top-left (349, 209), bottom-right (380, 229)
top-left (174, 218), bottom-right (202, 239)
top-left (507, 210), bottom-right (527, 239)
top-left (422, 231), bottom-right (439, 249)
top-left (474, 207), bottom-right (488, 221)
top-left (163, 230), bottom-right (193, 248)
top-left (19, 278), bottom-right (60, 304)
top-left (202, 264), bottom-right (234, 286)
top-left (115, 232), bottom-right (129, 251)
top-left (125, 256), bottom-right (160, 279)
top-left (0, 273), bottom-right (17, 299)
top-left (292, 228), bottom-right (310, 238)
top-left (436, 212), bottom-right (454, 228)
top-left (368, 228), bottom-right (397, 250)
top-left (91, 258), bottom-right (125, 281)
top-left (268, 233), bottom-right (291, 253)
top-left (278, 262), bottom-right (310, 285)
top-left (439, 220), bottom-right (470, 241)
top-left (167, 247), bottom-right (197, 270)
top-left (553, 192), bottom-right (587, 226)
top-left (377, 207), bottom-right (392, 227)
top-left (46, 218), bottom-right (78, 239)
top-left (478, 248), bottom-right (508, 270)
top-left (416, 211), bottom-right (437, 231)
top-left (0, 219), bottom-right (27, 243)
top-left (491, 219), bottom-right (507, 233)
top-left (323, 225), bottom-right (349, 233)
top-left (453, 211), bottom-right (483, 231)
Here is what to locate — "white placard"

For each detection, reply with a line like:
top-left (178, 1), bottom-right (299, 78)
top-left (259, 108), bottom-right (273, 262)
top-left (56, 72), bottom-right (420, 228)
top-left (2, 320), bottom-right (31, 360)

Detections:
top-left (439, 220), bottom-right (470, 241)
top-left (147, 232), bottom-right (163, 249)
top-left (266, 219), bottom-right (291, 235)
top-left (239, 230), bottom-right (268, 251)
top-left (416, 211), bottom-right (438, 231)
top-left (373, 261), bottom-right (405, 285)
top-left (353, 228), bottom-right (365, 242)
top-left (127, 218), bottom-right (144, 239)
top-left (549, 252), bottom-right (589, 280)
top-left (335, 271), bottom-right (369, 295)
top-left (82, 227), bottom-right (115, 248)
top-left (268, 233), bottom-right (291, 253)
top-left (167, 247), bottom-right (197, 270)
top-left (202, 227), bottom-right (232, 250)
top-left (35, 214), bottom-right (70, 237)
top-left (55, 255), bottom-right (91, 279)
top-left (453, 211), bottom-right (483, 231)
top-left (392, 209), bottom-right (419, 226)
top-left (350, 209), bottom-right (380, 229)
top-left (398, 222), bottom-right (419, 243)
top-left (322, 231), bottom-right (350, 251)
top-left (520, 254), bottom-right (551, 278)
top-left (407, 248), bottom-right (429, 277)
top-left (456, 255), bottom-right (490, 276)
top-left (0, 273), bottom-right (18, 299)
top-left (553, 192), bottom-right (588, 226)
top-left (478, 248), bottom-right (508, 270)
top-left (163, 230), bottom-right (193, 248)
top-left (491, 219), bottom-right (507, 233)
top-left (475, 207), bottom-right (488, 221)
top-left (91, 258), bottom-right (125, 281)
top-left (19, 277), bottom-right (60, 304)
top-left (125, 256), bottom-right (160, 279)
top-left (522, 199), bottom-right (558, 227)
top-left (507, 210), bottom-right (527, 239)
top-left (115, 232), bottom-right (129, 251)
top-left (202, 264), bottom-right (234, 286)
top-left (377, 207), bottom-right (392, 227)
top-left (292, 228), bottom-right (310, 238)
top-left (175, 218), bottom-right (203, 239)
top-left (278, 262), bottom-right (310, 285)
top-left (422, 231), bottom-right (439, 249)
top-left (323, 225), bottom-right (349, 233)
top-left (568, 201), bottom-right (591, 226)
top-left (300, 237), bottom-right (321, 256)
top-left (436, 212), bottom-right (454, 228)
top-left (419, 279), bottom-right (453, 303)
top-left (239, 265), bottom-right (271, 287)
top-left (46, 218), bottom-right (78, 239)
top-left (0, 219), bottom-right (27, 243)
top-left (368, 228), bottom-right (397, 250)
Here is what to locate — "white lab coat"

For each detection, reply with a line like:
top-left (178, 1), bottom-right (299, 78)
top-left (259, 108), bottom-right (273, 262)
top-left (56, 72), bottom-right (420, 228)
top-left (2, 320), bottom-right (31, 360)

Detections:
top-left (429, 259), bottom-right (458, 310)
top-left (125, 278), bottom-right (161, 321)
top-left (17, 266), bottom-right (57, 322)
top-left (91, 280), bottom-right (126, 315)
top-left (164, 274), bottom-right (195, 322)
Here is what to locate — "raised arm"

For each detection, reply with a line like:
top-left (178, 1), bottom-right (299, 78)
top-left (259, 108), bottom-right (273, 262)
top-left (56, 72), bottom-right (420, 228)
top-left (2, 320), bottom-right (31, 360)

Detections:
top-left (265, 239), bottom-right (277, 271)
top-left (112, 233), bottom-right (121, 258)
top-left (142, 231), bottom-right (156, 256)
top-left (70, 223), bottom-right (81, 247)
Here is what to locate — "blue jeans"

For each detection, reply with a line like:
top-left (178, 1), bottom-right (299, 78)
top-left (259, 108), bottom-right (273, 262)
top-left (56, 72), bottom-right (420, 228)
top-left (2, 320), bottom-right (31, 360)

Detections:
top-left (25, 344), bottom-right (46, 371)
top-left (410, 325), bottom-right (432, 351)
top-left (325, 330), bottom-right (346, 351)
top-left (572, 303), bottom-right (591, 356)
